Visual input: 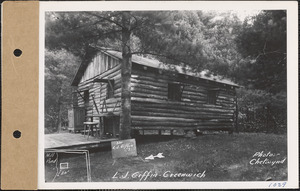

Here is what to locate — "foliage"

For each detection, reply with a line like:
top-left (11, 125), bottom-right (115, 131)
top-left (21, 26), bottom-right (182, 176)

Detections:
top-left (234, 10), bottom-right (287, 133)
top-left (45, 11), bottom-right (241, 73)
top-left (198, 11), bottom-right (243, 78)
top-left (132, 11), bottom-right (208, 68)
top-left (45, 49), bottom-right (80, 133)
top-left (45, 10), bottom-right (287, 88)
top-left (44, 10), bottom-right (287, 134)
top-left (46, 12), bottom-right (123, 58)
top-left (237, 88), bottom-right (287, 133)
top-left (236, 10), bottom-right (286, 93)
top-left (132, 10), bottom-right (244, 77)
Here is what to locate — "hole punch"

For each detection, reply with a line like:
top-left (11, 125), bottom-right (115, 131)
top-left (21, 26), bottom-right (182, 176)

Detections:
top-left (13, 130), bottom-right (21, 138)
top-left (13, 49), bottom-right (22, 57)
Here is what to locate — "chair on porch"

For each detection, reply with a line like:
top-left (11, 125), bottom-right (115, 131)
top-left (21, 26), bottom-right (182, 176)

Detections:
top-left (83, 121), bottom-right (99, 139)
top-left (83, 105), bottom-right (100, 139)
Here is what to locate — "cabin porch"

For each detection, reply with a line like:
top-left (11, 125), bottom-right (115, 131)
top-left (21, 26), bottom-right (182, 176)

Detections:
top-left (50, 109), bottom-right (121, 150)
top-left (45, 132), bottom-right (118, 150)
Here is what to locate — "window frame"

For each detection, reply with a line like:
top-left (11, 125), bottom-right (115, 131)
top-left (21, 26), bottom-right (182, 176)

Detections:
top-left (106, 80), bottom-right (115, 99)
top-left (83, 90), bottom-right (89, 106)
top-left (168, 83), bottom-right (182, 101)
top-left (207, 89), bottom-right (219, 105)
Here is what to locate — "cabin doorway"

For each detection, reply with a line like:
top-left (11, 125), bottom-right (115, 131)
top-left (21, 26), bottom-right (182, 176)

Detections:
top-left (103, 116), bottom-right (120, 138)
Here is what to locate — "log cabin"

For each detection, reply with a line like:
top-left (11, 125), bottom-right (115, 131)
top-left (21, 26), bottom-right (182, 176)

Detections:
top-left (69, 48), bottom-right (239, 138)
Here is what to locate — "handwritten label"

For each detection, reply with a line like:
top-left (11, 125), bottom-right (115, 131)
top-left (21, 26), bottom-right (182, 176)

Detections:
top-left (45, 150), bottom-right (91, 182)
top-left (249, 151), bottom-right (286, 166)
top-left (111, 139), bottom-right (137, 158)
top-left (112, 170), bottom-right (206, 181)
top-left (60, 162), bottom-right (69, 170)
top-left (45, 152), bottom-right (58, 164)
top-left (268, 182), bottom-right (286, 188)
top-left (58, 169), bottom-right (69, 176)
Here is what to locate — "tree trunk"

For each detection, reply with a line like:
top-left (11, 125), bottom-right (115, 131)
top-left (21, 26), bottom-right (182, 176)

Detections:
top-left (119, 12), bottom-right (132, 139)
top-left (234, 90), bottom-right (239, 133)
top-left (57, 83), bottom-right (63, 133)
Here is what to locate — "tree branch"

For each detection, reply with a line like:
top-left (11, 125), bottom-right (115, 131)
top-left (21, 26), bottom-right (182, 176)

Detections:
top-left (85, 12), bottom-right (124, 29)
top-left (82, 29), bottom-right (122, 39)
top-left (263, 41), bottom-right (267, 54)
top-left (254, 49), bottom-right (286, 62)
top-left (128, 12), bottom-right (139, 31)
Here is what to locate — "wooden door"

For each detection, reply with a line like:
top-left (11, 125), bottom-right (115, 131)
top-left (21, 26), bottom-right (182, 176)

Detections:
top-left (68, 109), bottom-right (74, 131)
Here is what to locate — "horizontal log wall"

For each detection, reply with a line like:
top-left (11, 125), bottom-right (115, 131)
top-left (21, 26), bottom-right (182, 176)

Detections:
top-left (131, 63), bottom-right (236, 131)
top-left (75, 53), bottom-right (237, 132)
top-left (77, 61), bottom-right (122, 116)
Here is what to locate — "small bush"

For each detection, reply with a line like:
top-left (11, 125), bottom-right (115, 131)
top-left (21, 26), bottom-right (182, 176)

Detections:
top-left (237, 88), bottom-right (286, 133)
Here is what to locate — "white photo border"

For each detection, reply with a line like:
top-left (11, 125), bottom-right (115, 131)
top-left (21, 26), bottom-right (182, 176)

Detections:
top-left (38, 1), bottom-right (298, 189)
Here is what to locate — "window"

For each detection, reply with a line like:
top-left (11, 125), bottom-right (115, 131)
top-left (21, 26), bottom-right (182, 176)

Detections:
top-left (106, 80), bottom-right (114, 99)
top-left (168, 83), bottom-right (182, 101)
top-left (84, 90), bottom-right (89, 106)
top-left (207, 90), bottom-right (218, 105)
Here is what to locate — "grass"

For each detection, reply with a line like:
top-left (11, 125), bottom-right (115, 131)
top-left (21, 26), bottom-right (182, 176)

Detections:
top-left (45, 132), bottom-right (287, 182)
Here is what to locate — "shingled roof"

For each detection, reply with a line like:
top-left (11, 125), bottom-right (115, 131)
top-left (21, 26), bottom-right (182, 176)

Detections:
top-left (71, 49), bottom-right (239, 87)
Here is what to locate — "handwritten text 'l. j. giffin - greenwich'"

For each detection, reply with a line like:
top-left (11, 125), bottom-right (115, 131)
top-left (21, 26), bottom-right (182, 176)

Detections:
top-left (249, 151), bottom-right (286, 166)
top-left (112, 170), bottom-right (206, 181)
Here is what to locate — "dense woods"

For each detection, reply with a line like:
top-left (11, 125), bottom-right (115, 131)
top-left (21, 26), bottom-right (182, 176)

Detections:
top-left (45, 50), bottom-right (80, 133)
top-left (45, 10), bottom-right (287, 135)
